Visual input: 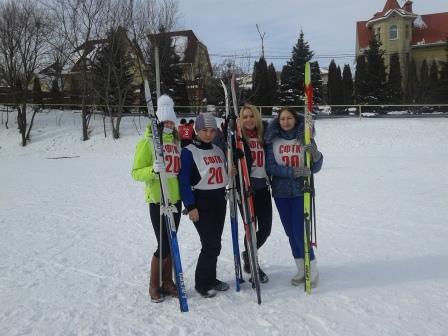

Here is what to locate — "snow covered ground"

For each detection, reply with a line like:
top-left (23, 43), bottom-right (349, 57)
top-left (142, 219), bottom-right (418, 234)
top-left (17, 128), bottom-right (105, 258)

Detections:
top-left (1, 110), bottom-right (448, 336)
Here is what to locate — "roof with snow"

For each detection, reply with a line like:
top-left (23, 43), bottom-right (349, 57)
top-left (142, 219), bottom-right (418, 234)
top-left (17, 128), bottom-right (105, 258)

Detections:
top-left (356, 0), bottom-right (448, 50)
top-left (411, 13), bottom-right (448, 46)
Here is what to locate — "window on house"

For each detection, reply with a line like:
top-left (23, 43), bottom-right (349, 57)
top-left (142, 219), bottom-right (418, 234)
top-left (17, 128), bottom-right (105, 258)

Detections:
top-left (376, 27), bottom-right (381, 40)
top-left (406, 25), bottom-right (409, 39)
top-left (389, 25), bottom-right (398, 40)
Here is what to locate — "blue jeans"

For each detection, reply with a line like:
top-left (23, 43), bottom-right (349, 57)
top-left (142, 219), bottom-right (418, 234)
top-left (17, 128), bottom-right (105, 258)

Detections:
top-left (274, 196), bottom-right (315, 260)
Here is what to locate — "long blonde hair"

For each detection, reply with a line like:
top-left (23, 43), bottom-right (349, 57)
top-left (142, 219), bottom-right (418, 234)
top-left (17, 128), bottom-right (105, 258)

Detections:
top-left (239, 104), bottom-right (264, 144)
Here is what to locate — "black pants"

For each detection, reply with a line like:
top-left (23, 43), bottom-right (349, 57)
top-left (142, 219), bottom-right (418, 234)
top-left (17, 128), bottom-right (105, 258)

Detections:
top-left (244, 187), bottom-right (272, 252)
top-left (193, 194), bottom-right (227, 292)
top-left (149, 201), bottom-right (182, 259)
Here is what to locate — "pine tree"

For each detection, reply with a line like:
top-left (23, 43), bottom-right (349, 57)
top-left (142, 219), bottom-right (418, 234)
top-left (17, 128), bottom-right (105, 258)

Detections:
top-left (418, 59), bottom-right (429, 103)
top-left (32, 77), bottom-right (43, 107)
top-left (50, 79), bottom-right (61, 105)
top-left (327, 60), bottom-right (338, 105)
top-left (252, 56), bottom-right (269, 113)
top-left (336, 65), bottom-right (343, 105)
top-left (428, 60), bottom-right (439, 104)
top-left (311, 61), bottom-right (323, 105)
top-left (91, 28), bottom-right (134, 138)
top-left (364, 38), bottom-right (387, 105)
top-left (150, 26), bottom-right (189, 109)
top-left (354, 55), bottom-right (368, 104)
top-left (386, 53), bottom-right (402, 104)
top-left (342, 64), bottom-right (354, 105)
top-left (404, 59), bottom-right (418, 104)
top-left (279, 30), bottom-right (314, 106)
top-left (435, 39), bottom-right (448, 106)
top-left (266, 63), bottom-right (278, 112)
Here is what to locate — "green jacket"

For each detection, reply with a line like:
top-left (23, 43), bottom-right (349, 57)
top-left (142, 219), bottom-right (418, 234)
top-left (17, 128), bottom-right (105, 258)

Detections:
top-left (131, 124), bottom-right (181, 204)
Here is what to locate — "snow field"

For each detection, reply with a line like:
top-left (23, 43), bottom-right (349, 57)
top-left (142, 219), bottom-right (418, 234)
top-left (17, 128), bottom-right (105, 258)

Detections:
top-left (1, 111), bottom-right (448, 335)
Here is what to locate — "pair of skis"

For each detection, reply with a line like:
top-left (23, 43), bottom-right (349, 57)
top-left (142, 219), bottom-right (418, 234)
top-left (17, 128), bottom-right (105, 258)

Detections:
top-left (144, 80), bottom-right (188, 312)
top-left (222, 75), bottom-right (261, 304)
top-left (303, 62), bottom-right (318, 294)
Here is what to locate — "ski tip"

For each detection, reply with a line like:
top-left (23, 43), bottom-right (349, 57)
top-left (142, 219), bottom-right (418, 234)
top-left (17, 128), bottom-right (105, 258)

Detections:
top-left (305, 62), bottom-right (311, 85)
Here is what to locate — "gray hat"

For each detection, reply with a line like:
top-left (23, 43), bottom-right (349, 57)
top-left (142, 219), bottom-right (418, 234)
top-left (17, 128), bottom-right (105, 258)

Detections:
top-left (195, 113), bottom-right (217, 131)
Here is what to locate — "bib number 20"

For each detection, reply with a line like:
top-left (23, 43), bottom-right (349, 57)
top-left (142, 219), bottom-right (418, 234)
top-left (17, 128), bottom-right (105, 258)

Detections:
top-left (208, 167), bottom-right (224, 184)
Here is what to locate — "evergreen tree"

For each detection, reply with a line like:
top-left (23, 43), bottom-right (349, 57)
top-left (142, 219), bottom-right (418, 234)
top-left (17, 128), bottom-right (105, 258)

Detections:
top-left (150, 26), bottom-right (189, 109)
top-left (327, 59), bottom-right (338, 105)
top-left (32, 77), bottom-right (43, 107)
top-left (50, 79), bottom-right (61, 105)
top-left (310, 61), bottom-right (323, 105)
top-left (250, 58), bottom-right (278, 114)
top-left (418, 59), bottom-right (429, 103)
top-left (386, 53), bottom-right (402, 104)
top-left (327, 60), bottom-right (343, 106)
top-left (92, 29), bottom-right (134, 109)
top-left (354, 55), bottom-right (368, 104)
top-left (364, 38), bottom-right (387, 105)
top-left (279, 30), bottom-right (314, 106)
top-left (336, 65), bottom-right (343, 105)
top-left (252, 56), bottom-right (269, 113)
top-left (266, 63), bottom-right (278, 112)
top-left (428, 60), bottom-right (439, 104)
top-left (342, 64), bottom-right (354, 105)
top-left (91, 28), bottom-right (134, 138)
top-left (435, 39), bottom-right (448, 105)
top-left (404, 59), bottom-right (418, 104)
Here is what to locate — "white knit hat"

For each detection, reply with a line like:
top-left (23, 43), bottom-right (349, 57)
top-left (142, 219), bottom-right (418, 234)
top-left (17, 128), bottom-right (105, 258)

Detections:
top-left (156, 95), bottom-right (177, 123)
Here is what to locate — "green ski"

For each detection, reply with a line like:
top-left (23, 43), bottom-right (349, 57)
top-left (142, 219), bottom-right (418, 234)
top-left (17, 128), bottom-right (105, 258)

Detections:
top-left (303, 62), bottom-right (313, 294)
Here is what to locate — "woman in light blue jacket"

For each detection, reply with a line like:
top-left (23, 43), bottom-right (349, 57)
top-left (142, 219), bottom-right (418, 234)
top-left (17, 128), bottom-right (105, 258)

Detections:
top-left (265, 107), bottom-right (323, 287)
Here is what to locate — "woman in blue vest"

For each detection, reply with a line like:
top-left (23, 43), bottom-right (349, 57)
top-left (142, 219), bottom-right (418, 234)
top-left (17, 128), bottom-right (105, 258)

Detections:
top-left (265, 107), bottom-right (323, 287)
top-left (179, 113), bottom-right (230, 298)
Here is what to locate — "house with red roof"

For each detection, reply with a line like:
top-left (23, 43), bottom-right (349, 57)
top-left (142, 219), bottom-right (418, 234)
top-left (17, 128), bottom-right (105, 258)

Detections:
top-left (356, 0), bottom-right (448, 79)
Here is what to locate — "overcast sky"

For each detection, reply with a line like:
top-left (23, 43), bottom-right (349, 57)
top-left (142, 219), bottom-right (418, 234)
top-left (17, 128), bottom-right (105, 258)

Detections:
top-left (177, 0), bottom-right (447, 71)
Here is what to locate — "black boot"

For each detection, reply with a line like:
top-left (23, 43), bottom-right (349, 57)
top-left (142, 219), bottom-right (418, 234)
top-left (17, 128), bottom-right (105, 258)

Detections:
top-left (241, 251), bottom-right (250, 274)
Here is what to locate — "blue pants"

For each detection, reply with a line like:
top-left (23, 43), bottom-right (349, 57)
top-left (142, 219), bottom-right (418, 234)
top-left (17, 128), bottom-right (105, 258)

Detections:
top-left (274, 197), bottom-right (315, 260)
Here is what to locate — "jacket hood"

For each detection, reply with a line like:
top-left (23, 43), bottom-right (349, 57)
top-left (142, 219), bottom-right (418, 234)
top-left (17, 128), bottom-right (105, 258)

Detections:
top-left (264, 117), bottom-right (304, 144)
top-left (144, 123), bottom-right (153, 137)
top-left (144, 122), bottom-right (176, 143)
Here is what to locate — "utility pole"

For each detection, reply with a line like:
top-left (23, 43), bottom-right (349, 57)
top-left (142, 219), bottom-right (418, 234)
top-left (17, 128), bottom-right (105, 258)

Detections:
top-left (256, 24), bottom-right (266, 59)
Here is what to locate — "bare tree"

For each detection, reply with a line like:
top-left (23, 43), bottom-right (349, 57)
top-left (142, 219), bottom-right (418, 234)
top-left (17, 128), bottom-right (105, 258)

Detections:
top-left (0, 0), bottom-right (50, 146)
top-left (45, 0), bottom-right (107, 141)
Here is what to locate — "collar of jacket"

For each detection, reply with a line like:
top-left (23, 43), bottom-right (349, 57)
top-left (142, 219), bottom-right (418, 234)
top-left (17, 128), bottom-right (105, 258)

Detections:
top-left (192, 138), bottom-right (213, 150)
top-left (144, 123), bottom-right (175, 143)
top-left (265, 118), bottom-right (304, 143)
top-left (246, 129), bottom-right (258, 138)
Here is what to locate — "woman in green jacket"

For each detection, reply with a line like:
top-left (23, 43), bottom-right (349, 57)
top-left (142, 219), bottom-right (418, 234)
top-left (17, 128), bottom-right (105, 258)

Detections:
top-left (131, 95), bottom-right (181, 303)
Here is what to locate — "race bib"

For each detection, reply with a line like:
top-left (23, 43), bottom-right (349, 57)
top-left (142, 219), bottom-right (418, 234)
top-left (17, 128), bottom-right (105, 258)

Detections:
top-left (272, 138), bottom-right (304, 168)
top-left (187, 144), bottom-right (228, 190)
top-left (163, 143), bottom-right (181, 176)
top-left (248, 138), bottom-right (267, 178)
